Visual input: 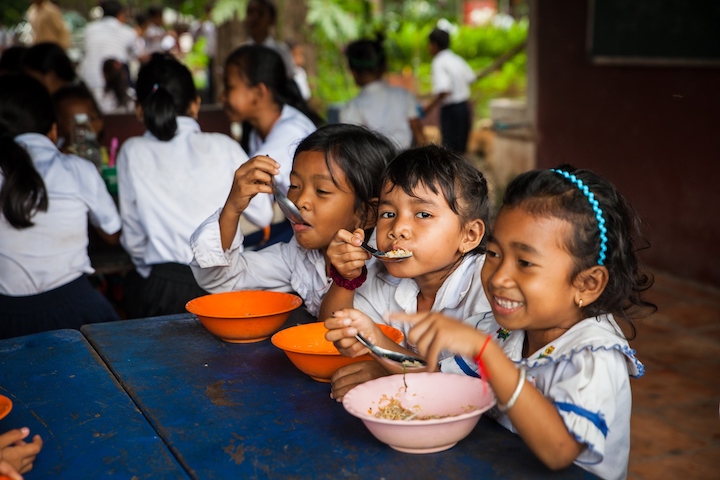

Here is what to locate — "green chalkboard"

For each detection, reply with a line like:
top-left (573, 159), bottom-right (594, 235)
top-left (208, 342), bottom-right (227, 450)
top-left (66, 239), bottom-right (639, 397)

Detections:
top-left (587, 0), bottom-right (720, 66)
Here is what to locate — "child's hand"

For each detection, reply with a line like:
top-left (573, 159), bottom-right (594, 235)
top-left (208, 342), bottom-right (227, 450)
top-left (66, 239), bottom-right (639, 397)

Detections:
top-left (0, 427), bottom-right (43, 476)
top-left (224, 155), bottom-right (279, 215)
top-left (329, 361), bottom-right (389, 402)
top-left (327, 228), bottom-right (370, 280)
top-left (389, 311), bottom-right (483, 370)
top-left (324, 308), bottom-right (385, 357)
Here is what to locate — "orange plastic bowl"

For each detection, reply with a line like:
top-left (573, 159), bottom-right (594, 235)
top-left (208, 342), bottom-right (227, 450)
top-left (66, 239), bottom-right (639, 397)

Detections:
top-left (186, 290), bottom-right (303, 343)
top-left (271, 322), bottom-right (405, 382)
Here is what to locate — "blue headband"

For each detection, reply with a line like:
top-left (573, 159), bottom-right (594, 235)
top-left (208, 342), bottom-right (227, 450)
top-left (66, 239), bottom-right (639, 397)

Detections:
top-left (550, 169), bottom-right (608, 265)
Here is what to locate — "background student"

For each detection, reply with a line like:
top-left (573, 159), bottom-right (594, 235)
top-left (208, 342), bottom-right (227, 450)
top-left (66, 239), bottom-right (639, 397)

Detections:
top-left (117, 53), bottom-right (269, 319)
top-left (340, 36), bottom-right (425, 150)
top-left (0, 74), bottom-right (121, 339)
top-left (423, 27), bottom-right (476, 153)
top-left (223, 44), bottom-right (322, 247)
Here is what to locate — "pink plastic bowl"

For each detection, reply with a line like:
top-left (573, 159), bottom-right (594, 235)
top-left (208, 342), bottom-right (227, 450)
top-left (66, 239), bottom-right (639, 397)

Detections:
top-left (342, 372), bottom-right (496, 454)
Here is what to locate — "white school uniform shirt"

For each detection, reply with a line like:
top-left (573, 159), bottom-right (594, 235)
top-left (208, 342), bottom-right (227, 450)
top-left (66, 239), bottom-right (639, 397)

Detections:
top-left (339, 80), bottom-right (420, 150)
top-left (486, 315), bottom-right (643, 480)
top-left (0, 134), bottom-right (121, 296)
top-left (79, 16), bottom-right (139, 100)
top-left (353, 254), bottom-right (496, 370)
top-left (118, 117), bottom-right (273, 278)
top-left (189, 209), bottom-right (332, 317)
top-left (248, 104), bottom-right (316, 195)
top-left (431, 49), bottom-right (476, 105)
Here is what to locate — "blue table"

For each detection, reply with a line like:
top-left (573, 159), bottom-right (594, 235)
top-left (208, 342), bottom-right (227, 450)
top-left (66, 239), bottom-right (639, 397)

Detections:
top-left (0, 329), bottom-right (189, 479)
top-left (83, 312), bottom-right (596, 479)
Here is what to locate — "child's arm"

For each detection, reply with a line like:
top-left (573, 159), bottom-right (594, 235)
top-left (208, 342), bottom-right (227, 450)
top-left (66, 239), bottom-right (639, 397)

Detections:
top-left (219, 156), bottom-right (279, 250)
top-left (0, 428), bottom-right (42, 476)
top-left (317, 228), bottom-right (371, 320)
top-left (393, 312), bottom-right (585, 471)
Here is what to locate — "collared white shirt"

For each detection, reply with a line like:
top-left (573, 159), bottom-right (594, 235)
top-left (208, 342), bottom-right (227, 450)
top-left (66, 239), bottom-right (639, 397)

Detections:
top-left (431, 49), bottom-right (476, 105)
top-left (190, 209), bottom-right (332, 317)
top-left (353, 254), bottom-right (496, 369)
top-left (340, 80), bottom-right (420, 150)
top-left (248, 104), bottom-right (316, 195)
top-left (488, 315), bottom-right (643, 480)
top-left (79, 16), bottom-right (139, 93)
top-left (0, 134), bottom-right (121, 295)
top-left (118, 117), bottom-right (272, 278)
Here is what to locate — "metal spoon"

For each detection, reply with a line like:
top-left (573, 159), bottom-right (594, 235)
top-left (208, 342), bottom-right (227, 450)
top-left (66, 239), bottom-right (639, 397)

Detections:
top-left (360, 242), bottom-right (413, 262)
top-left (355, 333), bottom-right (427, 369)
top-left (272, 178), bottom-right (306, 225)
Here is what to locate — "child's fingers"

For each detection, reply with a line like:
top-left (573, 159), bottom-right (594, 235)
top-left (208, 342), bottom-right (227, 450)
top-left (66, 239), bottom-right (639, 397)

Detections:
top-left (0, 429), bottom-right (28, 450)
top-left (330, 361), bottom-right (387, 402)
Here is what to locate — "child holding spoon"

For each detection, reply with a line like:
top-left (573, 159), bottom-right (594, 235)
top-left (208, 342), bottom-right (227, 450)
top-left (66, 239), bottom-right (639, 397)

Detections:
top-left (392, 167), bottom-right (653, 479)
top-left (321, 144), bottom-right (496, 400)
top-left (190, 124), bottom-right (396, 317)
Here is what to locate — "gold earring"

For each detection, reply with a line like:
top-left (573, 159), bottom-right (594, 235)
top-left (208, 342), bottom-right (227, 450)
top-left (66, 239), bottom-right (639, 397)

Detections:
top-left (577, 299), bottom-right (583, 308)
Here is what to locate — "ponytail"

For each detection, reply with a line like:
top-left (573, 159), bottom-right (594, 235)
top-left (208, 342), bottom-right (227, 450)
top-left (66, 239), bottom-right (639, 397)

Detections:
top-left (142, 85), bottom-right (177, 141)
top-left (0, 132), bottom-right (48, 229)
top-left (136, 53), bottom-right (198, 141)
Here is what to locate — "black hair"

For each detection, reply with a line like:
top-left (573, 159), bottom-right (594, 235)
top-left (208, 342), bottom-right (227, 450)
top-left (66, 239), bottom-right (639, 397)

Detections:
top-left (247, 0), bottom-right (277, 22)
top-left (225, 44), bottom-right (323, 127)
top-left (52, 83), bottom-right (104, 143)
top-left (101, 0), bottom-right (125, 18)
top-left (102, 58), bottom-right (131, 110)
top-left (135, 53), bottom-right (197, 141)
top-left (382, 144), bottom-right (491, 254)
top-left (502, 167), bottom-right (656, 337)
top-left (0, 75), bottom-right (51, 229)
top-left (22, 42), bottom-right (76, 83)
top-left (147, 5), bottom-right (163, 19)
top-left (0, 45), bottom-right (28, 75)
top-left (293, 124), bottom-right (396, 229)
top-left (429, 28), bottom-right (450, 50)
top-left (345, 36), bottom-right (386, 75)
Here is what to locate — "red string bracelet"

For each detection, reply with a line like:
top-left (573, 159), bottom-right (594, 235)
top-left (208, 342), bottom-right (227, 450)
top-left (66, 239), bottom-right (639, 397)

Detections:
top-left (473, 335), bottom-right (492, 380)
top-left (328, 264), bottom-right (367, 291)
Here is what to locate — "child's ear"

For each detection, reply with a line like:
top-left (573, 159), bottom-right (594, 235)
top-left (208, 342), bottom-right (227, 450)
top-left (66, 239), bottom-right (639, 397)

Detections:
top-left (254, 83), bottom-right (269, 104)
top-left (358, 197), bottom-right (379, 230)
top-left (574, 266), bottom-right (609, 307)
top-left (46, 123), bottom-right (58, 143)
top-left (186, 95), bottom-right (201, 119)
top-left (460, 219), bottom-right (485, 254)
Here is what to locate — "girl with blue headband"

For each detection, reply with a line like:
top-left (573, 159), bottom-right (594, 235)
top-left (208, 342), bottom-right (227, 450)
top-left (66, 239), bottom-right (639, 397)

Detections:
top-left (386, 166), bottom-right (655, 479)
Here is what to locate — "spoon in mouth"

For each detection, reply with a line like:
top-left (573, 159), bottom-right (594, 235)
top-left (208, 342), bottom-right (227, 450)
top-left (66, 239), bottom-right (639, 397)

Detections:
top-left (360, 242), bottom-right (413, 262)
top-left (272, 178), bottom-right (306, 225)
top-left (355, 333), bottom-right (427, 369)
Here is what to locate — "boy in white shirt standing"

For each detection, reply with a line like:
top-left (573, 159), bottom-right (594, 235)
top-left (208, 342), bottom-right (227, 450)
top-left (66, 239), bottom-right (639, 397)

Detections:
top-left (423, 28), bottom-right (476, 153)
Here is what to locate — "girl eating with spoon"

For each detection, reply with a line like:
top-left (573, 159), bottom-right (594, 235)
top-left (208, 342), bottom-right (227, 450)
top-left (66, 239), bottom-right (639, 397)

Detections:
top-left (392, 167), bottom-right (653, 479)
top-left (190, 124), bottom-right (396, 317)
top-left (321, 144), bottom-right (495, 400)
